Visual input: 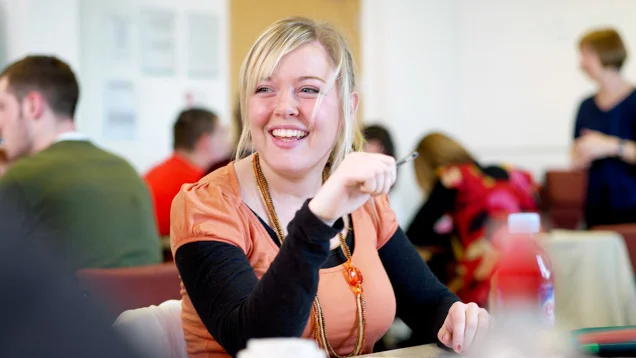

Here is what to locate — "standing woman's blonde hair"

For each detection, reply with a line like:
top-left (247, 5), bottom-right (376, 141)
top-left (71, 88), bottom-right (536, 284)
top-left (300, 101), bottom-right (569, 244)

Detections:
top-left (235, 17), bottom-right (364, 171)
top-left (413, 132), bottom-right (475, 193)
top-left (578, 28), bottom-right (627, 71)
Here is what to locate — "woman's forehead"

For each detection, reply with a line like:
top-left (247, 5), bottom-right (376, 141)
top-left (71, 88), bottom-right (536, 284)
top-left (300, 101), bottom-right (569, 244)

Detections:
top-left (258, 41), bottom-right (334, 82)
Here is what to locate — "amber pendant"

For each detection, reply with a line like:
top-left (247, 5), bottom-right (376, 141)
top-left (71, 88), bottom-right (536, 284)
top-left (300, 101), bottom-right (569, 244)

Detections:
top-left (344, 261), bottom-right (364, 295)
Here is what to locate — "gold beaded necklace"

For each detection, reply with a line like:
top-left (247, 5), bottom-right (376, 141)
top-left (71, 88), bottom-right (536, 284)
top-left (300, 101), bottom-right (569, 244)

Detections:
top-left (251, 153), bottom-right (367, 357)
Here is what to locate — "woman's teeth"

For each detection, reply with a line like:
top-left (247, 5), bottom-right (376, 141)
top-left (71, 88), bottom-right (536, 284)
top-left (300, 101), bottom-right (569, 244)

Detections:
top-left (271, 129), bottom-right (308, 139)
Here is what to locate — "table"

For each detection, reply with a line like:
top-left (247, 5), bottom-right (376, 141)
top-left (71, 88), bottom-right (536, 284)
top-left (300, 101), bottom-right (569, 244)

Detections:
top-left (541, 230), bottom-right (636, 329)
top-left (355, 344), bottom-right (448, 358)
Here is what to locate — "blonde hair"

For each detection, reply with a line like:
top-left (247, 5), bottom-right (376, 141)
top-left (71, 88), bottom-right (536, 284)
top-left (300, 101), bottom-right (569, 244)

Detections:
top-left (413, 132), bottom-right (475, 193)
top-left (235, 17), bottom-right (364, 171)
top-left (579, 28), bottom-right (627, 70)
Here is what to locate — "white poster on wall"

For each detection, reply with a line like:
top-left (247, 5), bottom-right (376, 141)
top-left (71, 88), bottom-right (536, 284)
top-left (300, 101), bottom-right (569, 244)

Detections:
top-left (103, 80), bottom-right (138, 140)
top-left (184, 88), bottom-right (211, 107)
top-left (139, 7), bottom-right (176, 75)
top-left (103, 11), bottom-right (134, 70)
top-left (187, 12), bottom-right (220, 79)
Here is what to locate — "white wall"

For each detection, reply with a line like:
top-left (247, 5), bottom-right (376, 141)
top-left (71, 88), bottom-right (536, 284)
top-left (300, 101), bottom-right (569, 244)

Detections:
top-left (78, 0), bottom-right (229, 172)
top-left (0, 0), bottom-right (80, 70)
top-left (0, 0), bottom-right (25, 68)
top-left (4, 0), bottom-right (635, 224)
top-left (0, 0), bottom-right (228, 173)
top-left (362, 0), bottom-right (636, 226)
top-left (361, 0), bottom-right (458, 224)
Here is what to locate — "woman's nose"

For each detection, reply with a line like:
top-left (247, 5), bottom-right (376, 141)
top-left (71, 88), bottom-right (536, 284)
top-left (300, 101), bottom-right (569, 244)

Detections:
top-left (273, 90), bottom-right (299, 117)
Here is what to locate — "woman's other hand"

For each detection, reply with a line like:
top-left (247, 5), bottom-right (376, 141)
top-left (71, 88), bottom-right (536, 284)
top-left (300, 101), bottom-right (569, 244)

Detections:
top-left (309, 152), bottom-right (396, 224)
top-left (438, 301), bottom-right (491, 354)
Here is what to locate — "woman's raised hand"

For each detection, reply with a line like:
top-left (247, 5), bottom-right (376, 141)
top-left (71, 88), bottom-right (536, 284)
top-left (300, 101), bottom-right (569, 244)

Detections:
top-left (309, 152), bottom-right (396, 224)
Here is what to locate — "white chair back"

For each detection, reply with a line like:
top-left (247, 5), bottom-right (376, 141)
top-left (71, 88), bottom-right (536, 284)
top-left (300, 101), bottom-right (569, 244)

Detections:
top-left (113, 299), bottom-right (187, 358)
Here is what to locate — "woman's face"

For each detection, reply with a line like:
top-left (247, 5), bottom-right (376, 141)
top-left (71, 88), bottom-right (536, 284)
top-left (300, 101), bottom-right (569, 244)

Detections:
top-left (579, 46), bottom-right (604, 81)
top-left (248, 41), bottom-right (348, 177)
top-left (364, 139), bottom-right (385, 155)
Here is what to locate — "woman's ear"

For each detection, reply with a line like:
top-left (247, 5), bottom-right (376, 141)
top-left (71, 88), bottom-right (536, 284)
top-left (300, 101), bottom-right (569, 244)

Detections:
top-left (350, 91), bottom-right (359, 116)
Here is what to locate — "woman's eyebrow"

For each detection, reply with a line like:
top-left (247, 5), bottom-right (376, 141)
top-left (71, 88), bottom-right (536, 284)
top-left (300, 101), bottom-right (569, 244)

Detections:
top-left (298, 76), bottom-right (326, 83)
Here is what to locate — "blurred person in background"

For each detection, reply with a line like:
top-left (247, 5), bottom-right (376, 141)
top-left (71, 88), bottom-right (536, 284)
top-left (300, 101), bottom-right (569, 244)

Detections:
top-left (205, 96), bottom-right (252, 174)
top-left (0, 187), bottom-right (142, 358)
top-left (0, 55), bottom-right (161, 269)
top-left (363, 124), bottom-right (396, 158)
top-left (572, 28), bottom-right (636, 227)
top-left (407, 132), bottom-right (539, 307)
top-left (363, 124), bottom-right (398, 195)
top-left (145, 108), bottom-right (231, 237)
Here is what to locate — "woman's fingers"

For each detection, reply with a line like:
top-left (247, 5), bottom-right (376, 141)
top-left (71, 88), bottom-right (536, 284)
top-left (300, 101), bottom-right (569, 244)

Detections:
top-left (374, 171), bottom-right (386, 196)
top-left (461, 303), bottom-right (481, 353)
top-left (471, 308), bottom-right (491, 352)
top-left (357, 155), bottom-right (395, 195)
top-left (360, 176), bottom-right (377, 194)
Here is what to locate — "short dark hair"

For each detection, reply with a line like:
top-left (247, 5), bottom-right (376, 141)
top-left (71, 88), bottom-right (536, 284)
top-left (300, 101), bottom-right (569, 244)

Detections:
top-left (363, 124), bottom-right (396, 158)
top-left (173, 108), bottom-right (218, 151)
top-left (579, 28), bottom-right (627, 70)
top-left (0, 55), bottom-right (79, 119)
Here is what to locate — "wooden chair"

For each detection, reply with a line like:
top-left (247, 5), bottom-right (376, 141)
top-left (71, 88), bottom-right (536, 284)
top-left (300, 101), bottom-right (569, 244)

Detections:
top-left (542, 169), bottom-right (587, 229)
top-left (77, 262), bottom-right (181, 316)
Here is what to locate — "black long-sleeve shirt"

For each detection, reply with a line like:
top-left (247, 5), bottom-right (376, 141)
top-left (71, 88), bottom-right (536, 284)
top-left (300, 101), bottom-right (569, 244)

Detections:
top-left (175, 200), bottom-right (459, 357)
top-left (406, 180), bottom-right (457, 247)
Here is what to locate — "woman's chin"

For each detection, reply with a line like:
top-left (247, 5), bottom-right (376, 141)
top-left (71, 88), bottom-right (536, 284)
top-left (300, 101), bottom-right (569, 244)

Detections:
top-left (260, 151), bottom-right (326, 178)
top-left (269, 161), bottom-right (316, 177)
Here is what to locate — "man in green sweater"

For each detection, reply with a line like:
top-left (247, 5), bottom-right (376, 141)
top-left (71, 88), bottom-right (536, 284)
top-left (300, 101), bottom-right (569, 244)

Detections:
top-left (0, 55), bottom-right (161, 269)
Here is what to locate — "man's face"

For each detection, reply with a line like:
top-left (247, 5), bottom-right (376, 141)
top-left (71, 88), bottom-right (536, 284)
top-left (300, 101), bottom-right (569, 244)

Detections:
top-left (205, 122), bottom-right (232, 164)
top-left (0, 77), bottom-right (34, 161)
top-left (364, 139), bottom-right (385, 155)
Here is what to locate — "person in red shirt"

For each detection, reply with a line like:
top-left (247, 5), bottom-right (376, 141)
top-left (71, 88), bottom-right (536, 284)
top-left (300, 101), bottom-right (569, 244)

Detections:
top-left (145, 108), bottom-right (230, 236)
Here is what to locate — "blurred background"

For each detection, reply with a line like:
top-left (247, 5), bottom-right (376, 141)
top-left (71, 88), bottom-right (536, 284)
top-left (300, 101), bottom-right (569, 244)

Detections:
top-left (2, 0), bottom-right (633, 226)
top-left (2, 1), bottom-right (636, 356)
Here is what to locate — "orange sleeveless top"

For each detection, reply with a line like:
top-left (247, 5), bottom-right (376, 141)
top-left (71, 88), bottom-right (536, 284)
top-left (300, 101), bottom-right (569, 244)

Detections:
top-left (170, 163), bottom-right (398, 358)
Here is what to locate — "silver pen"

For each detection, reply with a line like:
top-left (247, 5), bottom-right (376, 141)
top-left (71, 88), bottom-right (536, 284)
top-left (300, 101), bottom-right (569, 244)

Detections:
top-left (396, 151), bottom-right (419, 167)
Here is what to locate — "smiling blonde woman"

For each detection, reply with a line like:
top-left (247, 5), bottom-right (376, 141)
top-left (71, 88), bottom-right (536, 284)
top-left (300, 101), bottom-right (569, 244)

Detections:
top-left (170, 17), bottom-right (490, 358)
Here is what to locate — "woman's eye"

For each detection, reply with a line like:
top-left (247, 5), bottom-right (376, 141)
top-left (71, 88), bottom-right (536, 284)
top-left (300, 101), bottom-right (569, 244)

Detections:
top-left (255, 87), bottom-right (271, 93)
top-left (300, 87), bottom-right (319, 94)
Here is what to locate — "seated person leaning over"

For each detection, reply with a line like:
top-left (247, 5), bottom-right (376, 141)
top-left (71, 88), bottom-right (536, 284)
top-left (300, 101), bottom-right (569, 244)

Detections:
top-left (171, 17), bottom-right (490, 358)
top-left (407, 132), bottom-right (538, 307)
top-left (0, 56), bottom-right (161, 269)
top-left (145, 108), bottom-right (230, 237)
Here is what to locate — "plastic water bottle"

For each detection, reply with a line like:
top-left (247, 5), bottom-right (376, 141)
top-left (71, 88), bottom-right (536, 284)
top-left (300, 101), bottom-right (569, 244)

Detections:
top-left (489, 213), bottom-right (555, 327)
top-left (465, 213), bottom-right (577, 357)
